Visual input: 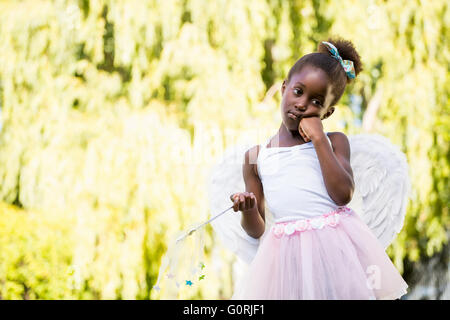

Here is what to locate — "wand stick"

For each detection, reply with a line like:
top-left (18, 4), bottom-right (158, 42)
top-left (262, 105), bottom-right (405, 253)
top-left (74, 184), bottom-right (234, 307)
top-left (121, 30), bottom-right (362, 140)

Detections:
top-left (175, 205), bottom-right (234, 243)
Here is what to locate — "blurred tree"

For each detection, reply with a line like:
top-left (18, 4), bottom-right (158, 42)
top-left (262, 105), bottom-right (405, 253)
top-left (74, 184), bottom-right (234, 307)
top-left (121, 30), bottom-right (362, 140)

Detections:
top-left (0, 0), bottom-right (447, 299)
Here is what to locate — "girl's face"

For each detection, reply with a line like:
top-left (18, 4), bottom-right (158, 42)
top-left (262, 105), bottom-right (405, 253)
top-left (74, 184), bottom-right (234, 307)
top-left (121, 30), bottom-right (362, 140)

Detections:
top-left (280, 65), bottom-right (335, 131)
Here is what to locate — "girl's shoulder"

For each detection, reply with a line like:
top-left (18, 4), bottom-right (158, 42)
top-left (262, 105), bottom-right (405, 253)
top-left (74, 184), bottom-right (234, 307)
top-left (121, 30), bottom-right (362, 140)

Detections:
top-left (326, 131), bottom-right (349, 142)
top-left (325, 131), bottom-right (351, 153)
top-left (244, 145), bottom-right (262, 178)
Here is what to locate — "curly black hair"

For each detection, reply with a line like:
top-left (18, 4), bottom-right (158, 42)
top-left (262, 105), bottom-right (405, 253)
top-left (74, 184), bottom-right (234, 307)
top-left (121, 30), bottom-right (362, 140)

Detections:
top-left (285, 36), bottom-right (363, 107)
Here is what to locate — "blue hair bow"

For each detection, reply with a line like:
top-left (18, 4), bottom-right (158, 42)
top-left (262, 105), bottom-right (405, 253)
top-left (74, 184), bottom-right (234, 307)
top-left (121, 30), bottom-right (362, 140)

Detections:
top-left (322, 41), bottom-right (356, 79)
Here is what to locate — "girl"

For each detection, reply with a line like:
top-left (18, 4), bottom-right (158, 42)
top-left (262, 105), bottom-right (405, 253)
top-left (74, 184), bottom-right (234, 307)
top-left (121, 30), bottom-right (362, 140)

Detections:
top-left (229, 37), bottom-right (409, 300)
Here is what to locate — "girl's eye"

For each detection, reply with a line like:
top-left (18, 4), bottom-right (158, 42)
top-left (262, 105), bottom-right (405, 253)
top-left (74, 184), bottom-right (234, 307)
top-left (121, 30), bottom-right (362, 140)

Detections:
top-left (313, 100), bottom-right (323, 106)
top-left (293, 88), bottom-right (322, 106)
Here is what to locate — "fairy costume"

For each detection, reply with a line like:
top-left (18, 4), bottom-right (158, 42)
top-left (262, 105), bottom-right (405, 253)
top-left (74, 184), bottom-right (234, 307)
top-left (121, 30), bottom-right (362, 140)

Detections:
top-left (214, 133), bottom-right (409, 299)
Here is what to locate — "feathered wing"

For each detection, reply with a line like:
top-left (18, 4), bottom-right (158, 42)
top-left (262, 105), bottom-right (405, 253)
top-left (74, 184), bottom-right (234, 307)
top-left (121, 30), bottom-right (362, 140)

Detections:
top-left (347, 133), bottom-right (413, 249)
top-left (207, 143), bottom-right (274, 265)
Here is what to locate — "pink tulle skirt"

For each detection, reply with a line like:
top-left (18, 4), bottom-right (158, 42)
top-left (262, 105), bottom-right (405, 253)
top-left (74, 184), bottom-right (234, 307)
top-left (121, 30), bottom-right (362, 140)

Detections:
top-left (231, 206), bottom-right (408, 300)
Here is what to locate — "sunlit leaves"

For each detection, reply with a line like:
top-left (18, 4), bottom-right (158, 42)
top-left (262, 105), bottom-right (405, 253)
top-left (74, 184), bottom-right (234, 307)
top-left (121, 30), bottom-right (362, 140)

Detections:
top-left (0, 0), bottom-right (448, 299)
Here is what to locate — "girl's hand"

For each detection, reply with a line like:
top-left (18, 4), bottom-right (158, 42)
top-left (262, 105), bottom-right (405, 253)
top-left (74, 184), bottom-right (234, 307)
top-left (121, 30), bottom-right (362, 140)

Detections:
top-left (230, 192), bottom-right (257, 213)
top-left (298, 116), bottom-right (324, 142)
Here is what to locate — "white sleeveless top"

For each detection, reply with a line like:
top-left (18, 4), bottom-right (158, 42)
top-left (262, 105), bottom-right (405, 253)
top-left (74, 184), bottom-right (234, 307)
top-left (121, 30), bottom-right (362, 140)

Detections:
top-left (257, 132), bottom-right (341, 223)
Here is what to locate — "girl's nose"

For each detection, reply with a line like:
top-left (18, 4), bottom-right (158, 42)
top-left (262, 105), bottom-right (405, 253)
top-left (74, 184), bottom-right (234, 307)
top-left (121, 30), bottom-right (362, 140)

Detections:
top-left (295, 97), bottom-right (308, 111)
top-left (295, 102), bottom-right (307, 112)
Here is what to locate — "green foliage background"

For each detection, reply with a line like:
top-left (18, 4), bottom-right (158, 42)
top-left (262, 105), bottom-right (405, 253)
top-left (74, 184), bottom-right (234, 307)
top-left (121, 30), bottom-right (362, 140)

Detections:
top-left (0, 0), bottom-right (448, 299)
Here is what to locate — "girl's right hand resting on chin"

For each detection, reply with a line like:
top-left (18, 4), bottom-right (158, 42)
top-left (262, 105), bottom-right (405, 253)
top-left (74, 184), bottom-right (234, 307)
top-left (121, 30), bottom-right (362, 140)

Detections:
top-left (230, 192), bottom-right (257, 213)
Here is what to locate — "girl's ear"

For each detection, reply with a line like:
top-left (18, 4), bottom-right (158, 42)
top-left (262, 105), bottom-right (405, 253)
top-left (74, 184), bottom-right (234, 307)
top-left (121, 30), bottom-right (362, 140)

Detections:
top-left (281, 80), bottom-right (287, 95)
top-left (321, 107), bottom-right (335, 120)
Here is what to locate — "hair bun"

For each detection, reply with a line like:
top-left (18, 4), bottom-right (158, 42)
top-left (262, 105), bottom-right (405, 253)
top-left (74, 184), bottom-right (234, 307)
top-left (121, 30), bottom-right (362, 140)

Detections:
top-left (318, 37), bottom-right (363, 82)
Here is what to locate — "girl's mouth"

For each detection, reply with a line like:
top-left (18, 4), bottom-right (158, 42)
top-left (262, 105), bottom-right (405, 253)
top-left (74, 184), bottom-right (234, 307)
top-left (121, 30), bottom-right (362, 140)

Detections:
top-left (288, 112), bottom-right (300, 120)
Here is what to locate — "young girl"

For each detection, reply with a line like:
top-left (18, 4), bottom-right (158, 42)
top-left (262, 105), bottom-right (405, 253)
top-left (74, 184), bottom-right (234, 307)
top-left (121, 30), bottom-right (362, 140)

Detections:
top-left (229, 38), bottom-right (409, 300)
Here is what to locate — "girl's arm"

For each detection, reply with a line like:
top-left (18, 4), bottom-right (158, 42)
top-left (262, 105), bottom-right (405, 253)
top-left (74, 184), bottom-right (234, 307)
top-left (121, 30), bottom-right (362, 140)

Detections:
top-left (313, 132), bottom-right (355, 206)
top-left (239, 145), bottom-right (266, 239)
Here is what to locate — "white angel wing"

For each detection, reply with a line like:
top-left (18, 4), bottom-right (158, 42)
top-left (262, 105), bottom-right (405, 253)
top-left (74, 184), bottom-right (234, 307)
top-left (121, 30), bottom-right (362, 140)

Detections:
top-left (347, 133), bottom-right (413, 249)
top-left (207, 142), bottom-right (274, 265)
